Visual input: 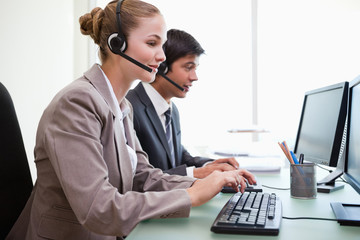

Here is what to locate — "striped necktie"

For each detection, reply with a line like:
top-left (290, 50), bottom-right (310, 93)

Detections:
top-left (164, 108), bottom-right (176, 168)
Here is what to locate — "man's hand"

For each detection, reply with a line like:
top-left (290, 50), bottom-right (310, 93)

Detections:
top-left (208, 157), bottom-right (239, 169)
top-left (193, 157), bottom-right (239, 178)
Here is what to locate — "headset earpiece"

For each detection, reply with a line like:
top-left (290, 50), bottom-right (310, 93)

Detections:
top-left (108, 33), bottom-right (127, 54)
top-left (158, 61), bottom-right (168, 74)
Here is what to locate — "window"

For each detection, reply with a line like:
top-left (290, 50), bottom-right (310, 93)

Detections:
top-left (94, 0), bottom-right (360, 151)
top-left (95, 0), bottom-right (253, 149)
top-left (257, 0), bottom-right (360, 147)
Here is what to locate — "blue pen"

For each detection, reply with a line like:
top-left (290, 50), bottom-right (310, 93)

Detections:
top-left (290, 151), bottom-right (300, 164)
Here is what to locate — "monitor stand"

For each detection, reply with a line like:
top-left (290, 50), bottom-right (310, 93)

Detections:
top-left (317, 146), bottom-right (345, 193)
top-left (317, 169), bottom-right (345, 193)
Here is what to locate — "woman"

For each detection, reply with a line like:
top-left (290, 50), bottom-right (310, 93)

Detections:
top-left (7, 1), bottom-right (255, 239)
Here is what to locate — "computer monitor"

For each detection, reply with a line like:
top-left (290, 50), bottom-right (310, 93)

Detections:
top-left (330, 75), bottom-right (360, 226)
top-left (293, 81), bottom-right (348, 193)
top-left (343, 76), bottom-right (360, 194)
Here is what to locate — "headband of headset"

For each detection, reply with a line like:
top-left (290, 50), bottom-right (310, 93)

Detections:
top-left (108, 0), bottom-right (127, 53)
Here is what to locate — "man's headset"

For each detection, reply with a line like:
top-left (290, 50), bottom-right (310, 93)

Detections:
top-left (157, 61), bottom-right (184, 91)
top-left (158, 61), bottom-right (168, 74)
top-left (107, 0), bottom-right (184, 91)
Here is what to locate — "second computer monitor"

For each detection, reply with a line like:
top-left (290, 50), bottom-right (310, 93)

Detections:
top-left (344, 76), bottom-right (360, 194)
top-left (330, 76), bottom-right (360, 225)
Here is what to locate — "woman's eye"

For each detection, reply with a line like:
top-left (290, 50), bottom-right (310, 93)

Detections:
top-left (147, 41), bottom-right (156, 46)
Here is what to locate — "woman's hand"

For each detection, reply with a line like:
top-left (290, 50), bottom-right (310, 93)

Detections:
top-left (186, 169), bottom-right (256, 207)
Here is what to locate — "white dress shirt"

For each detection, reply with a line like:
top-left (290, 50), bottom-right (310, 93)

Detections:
top-left (100, 66), bottom-right (137, 174)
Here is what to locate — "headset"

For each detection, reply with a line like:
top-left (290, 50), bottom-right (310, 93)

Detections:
top-left (107, 0), bottom-right (184, 91)
top-left (158, 61), bottom-right (168, 74)
top-left (107, 0), bottom-right (152, 73)
top-left (157, 61), bottom-right (184, 91)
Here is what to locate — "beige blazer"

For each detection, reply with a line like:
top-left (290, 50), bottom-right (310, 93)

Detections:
top-left (7, 64), bottom-right (195, 240)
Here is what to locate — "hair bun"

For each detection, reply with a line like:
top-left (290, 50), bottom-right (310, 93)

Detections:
top-left (79, 7), bottom-right (104, 44)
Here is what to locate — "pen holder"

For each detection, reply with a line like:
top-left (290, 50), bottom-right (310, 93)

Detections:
top-left (290, 163), bottom-right (317, 199)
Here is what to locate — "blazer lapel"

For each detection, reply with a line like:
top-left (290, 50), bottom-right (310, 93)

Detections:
top-left (84, 64), bottom-right (133, 193)
top-left (113, 116), bottom-right (133, 193)
top-left (134, 84), bottom-right (175, 167)
top-left (146, 107), bottom-right (173, 160)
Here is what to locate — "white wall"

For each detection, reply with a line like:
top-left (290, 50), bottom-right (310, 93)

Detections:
top-left (0, 0), bottom-right (89, 182)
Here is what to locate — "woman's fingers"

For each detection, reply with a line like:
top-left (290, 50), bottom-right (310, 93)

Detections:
top-left (238, 169), bottom-right (257, 185)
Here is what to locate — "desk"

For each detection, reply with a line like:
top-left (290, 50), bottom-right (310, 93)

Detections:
top-left (127, 168), bottom-right (360, 240)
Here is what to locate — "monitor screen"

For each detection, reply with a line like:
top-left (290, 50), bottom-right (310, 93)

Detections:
top-left (344, 77), bottom-right (360, 194)
top-left (294, 82), bottom-right (348, 167)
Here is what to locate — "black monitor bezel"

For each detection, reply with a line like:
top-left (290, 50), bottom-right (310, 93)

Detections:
top-left (293, 81), bottom-right (348, 167)
top-left (343, 76), bottom-right (360, 194)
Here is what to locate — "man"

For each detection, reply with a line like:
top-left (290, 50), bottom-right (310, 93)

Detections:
top-left (126, 29), bottom-right (238, 178)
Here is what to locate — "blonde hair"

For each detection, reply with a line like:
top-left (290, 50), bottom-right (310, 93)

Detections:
top-left (79, 0), bottom-right (160, 62)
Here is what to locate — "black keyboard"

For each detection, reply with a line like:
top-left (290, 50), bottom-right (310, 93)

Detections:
top-left (211, 192), bottom-right (282, 236)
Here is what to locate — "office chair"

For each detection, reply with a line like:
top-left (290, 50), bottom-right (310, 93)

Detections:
top-left (0, 82), bottom-right (33, 239)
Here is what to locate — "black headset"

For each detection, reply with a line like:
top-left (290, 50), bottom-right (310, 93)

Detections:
top-left (158, 60), bottom-right (168, 74)
top-left (106, 0), bottom-right (184, 91)
top-left (157, 44), bottom-right (185, 92)
top-left (108, 0), bottom-right (127, 54)
top-left (107, 0), bottom-right (152, 73)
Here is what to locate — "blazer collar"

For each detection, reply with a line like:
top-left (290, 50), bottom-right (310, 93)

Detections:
top-left (83, 64), bottom-right (118, 118)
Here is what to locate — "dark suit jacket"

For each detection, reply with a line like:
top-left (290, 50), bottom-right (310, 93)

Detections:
top-left (126, 83), bottom-right (213, 176)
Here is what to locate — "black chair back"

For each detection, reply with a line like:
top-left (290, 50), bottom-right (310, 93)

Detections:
top-left (0, 82), bottom-right (33, 239)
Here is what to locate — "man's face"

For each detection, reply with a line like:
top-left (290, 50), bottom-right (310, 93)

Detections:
top-left (166, 54), bottom-right (200, 98)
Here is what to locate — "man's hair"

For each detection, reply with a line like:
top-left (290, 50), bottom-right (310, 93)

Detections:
top-left (163, 29), bottom-right (205, 72)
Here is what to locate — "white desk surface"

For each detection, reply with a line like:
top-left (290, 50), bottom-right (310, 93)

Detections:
top-left (127, 167), bottom-right (360, 240)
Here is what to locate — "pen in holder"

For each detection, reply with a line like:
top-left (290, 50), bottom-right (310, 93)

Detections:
top-left (290, 163), bottom-right (317, 199)
top-left (278, 141), bottom-right (317, 199)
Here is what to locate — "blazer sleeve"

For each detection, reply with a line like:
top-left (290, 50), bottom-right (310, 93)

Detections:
top-left (41, 86), bottom-right (194, 237)
top-left (163, 164), bottom-right (187, 176)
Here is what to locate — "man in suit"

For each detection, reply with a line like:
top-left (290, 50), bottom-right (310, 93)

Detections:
top-left (126, 29), bottom-right (239, 178)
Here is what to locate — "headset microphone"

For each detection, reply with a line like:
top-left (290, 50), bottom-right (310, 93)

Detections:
top-left (157, 71), bottom-right (185, 92)
top-left (157, 61), bottom-right (185, 91)
top-left (107, 0), bottom-right (152, 73)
